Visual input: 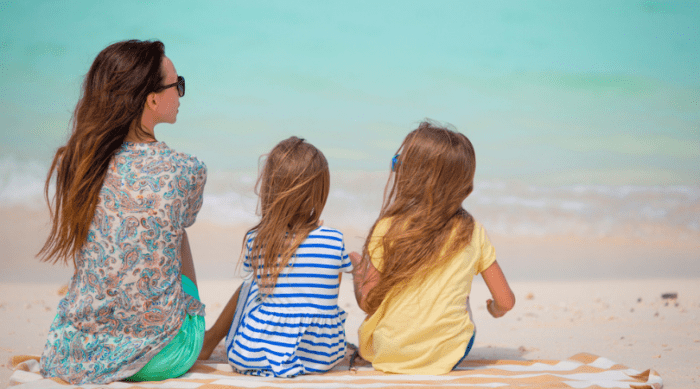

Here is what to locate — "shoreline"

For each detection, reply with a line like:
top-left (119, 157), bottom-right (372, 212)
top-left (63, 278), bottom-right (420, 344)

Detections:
top-left (3, 206), bottom-right (699, 283)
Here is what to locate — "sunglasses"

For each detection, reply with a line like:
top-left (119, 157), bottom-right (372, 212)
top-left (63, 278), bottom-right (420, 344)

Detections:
top-left (391, 154), bottom-right (400, 172)
top-left (155, 76), bottom-right (185, 97)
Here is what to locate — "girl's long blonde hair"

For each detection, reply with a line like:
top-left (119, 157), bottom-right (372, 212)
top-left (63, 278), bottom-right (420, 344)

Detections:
top-left (246, 137), bottom-right (330, 296)
top-left (362, 121), bottom-right (476, 315)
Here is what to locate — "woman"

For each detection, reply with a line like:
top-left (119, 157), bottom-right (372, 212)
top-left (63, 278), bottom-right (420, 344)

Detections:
top-left (38, 40), bottom-right (206, 384)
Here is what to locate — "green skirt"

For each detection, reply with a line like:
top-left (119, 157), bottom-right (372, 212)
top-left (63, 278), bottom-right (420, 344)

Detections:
top-left (126, 275), bottom-right (205, 381)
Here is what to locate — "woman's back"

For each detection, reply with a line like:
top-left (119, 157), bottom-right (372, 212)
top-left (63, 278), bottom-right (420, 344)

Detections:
top-left (41, 141), bottom-right (206, 383)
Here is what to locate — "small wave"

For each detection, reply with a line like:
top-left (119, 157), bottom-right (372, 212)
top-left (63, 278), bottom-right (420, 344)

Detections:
top-left (467, 180), bottom-right (700, 240)
top-left (0, 157), bottom-right (49, 208)
top-left (198, 192), bottom-right (259, 225)
top-left (2, 162), bottom-right (698, 241)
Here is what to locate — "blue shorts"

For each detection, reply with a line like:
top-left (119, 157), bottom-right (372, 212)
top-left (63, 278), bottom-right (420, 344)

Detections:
top-left (126, 275), bottom-right (205, 381)
top-left (453, 331), bottom-right (476, 369)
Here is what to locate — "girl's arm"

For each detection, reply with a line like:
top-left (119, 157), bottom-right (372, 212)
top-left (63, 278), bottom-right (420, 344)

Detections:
top-left (349, 251), bottom-right (380, 313)
top-left (481, 260), bottom-right (515, 318)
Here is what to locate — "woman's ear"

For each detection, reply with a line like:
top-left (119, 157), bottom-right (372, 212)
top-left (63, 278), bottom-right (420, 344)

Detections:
top-left (141, 92), bottom-right (160, 127)
top-left (144, 92), bottom-right (159, 112)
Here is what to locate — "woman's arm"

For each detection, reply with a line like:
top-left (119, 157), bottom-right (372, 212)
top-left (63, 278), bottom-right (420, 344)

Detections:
top-left (199, 284), bottom-right (241, 360)
top-left (349, 251), bottom-right (380, 313)
top-left (481, 260), bottom-right (515, 318)
top-left (181, 230), bottom-right (197, 286)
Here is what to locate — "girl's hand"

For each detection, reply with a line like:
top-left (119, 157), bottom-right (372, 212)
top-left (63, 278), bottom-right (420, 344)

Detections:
top-left (486, 299), bottom-right (507, 318)
top-left (349, 251), bottom-right (380, 313)
top-left (349, 251), bottom-right (362, 268)
top-left (482, 261), bottom-right (515, 318)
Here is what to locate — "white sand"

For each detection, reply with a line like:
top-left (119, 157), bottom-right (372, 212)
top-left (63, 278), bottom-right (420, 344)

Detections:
top-left (2, 208), bottom-right (699, 387)
top-left (2, 278), bottom-right (698, 388)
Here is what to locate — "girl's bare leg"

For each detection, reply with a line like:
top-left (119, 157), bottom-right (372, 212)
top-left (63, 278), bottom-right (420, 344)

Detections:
top-left (198, 284), bottom-right (241, 360)
top-left (181, 230), bottom-right (197, 286)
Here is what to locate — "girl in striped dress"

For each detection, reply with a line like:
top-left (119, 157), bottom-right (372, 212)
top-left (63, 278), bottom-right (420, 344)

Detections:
top-left (199, 137), bottom-right (353, 377)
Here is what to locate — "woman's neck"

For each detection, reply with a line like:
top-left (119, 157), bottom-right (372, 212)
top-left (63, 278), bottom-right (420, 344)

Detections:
top-left (125, 123), bottom-right (157, 143)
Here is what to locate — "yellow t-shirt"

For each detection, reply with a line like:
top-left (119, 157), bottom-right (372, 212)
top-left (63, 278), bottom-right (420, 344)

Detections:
top-left (358, 218), bottom-right (496, 374)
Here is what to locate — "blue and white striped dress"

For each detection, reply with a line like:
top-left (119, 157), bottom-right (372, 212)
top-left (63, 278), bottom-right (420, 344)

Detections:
top-left (226, 226), bottom-right (353, 377)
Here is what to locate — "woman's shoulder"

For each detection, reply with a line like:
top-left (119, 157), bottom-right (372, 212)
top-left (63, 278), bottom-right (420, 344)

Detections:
top-left (120, 141), bottom-right (205, 169)
top-left (153, 142), bottom-right (207, 176)
top-left (164, 143), bottom-right (205, 166)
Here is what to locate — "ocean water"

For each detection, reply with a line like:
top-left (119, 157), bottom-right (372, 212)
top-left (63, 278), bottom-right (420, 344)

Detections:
top-left (2, 1), bottom-right (698, 181)
top-left (1, 2), bottom-right (699, 259)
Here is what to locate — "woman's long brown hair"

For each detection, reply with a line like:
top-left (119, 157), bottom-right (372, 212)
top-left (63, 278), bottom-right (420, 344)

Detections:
top-left (246, 137), bottom-right (330, 297)
top-left (361, 121), bottom-right (477, 315)
top-left (38, 40), bottom-right (166, 265)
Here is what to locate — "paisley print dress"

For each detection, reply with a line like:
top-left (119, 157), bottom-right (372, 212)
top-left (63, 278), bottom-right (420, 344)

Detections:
top-left (40, 141), bottom-right (207, 385)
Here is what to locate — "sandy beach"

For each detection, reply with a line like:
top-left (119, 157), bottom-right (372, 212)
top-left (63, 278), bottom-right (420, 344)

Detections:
top-left (1, 208), bottom-right (699, 388)
top-left (2, 278), bottom-right (698, 388)
top-left (3, 1), bottom-right (698, 387)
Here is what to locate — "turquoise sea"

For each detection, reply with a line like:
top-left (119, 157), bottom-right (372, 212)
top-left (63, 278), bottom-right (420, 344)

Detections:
top-left (1, 1), bottom-right (698, 253)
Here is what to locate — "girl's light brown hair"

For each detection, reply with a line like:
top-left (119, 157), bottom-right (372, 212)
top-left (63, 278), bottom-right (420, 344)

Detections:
top-left (361, 121), bottom-right (476, 315)
top-left (246, 137), bottom-right (330, 296)
top-left (38, 40), bottom-right (166, 265)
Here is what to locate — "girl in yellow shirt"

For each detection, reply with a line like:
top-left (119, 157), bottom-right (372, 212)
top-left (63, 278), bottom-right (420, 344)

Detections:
top-left (350, 121), bottom-right (516, 374)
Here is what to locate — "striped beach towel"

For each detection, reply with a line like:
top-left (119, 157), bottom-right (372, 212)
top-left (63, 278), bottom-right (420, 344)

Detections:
top-left (9, 348), bottom-right (662, 389)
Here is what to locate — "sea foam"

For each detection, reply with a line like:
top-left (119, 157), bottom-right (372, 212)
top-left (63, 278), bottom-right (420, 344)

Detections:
top-left (2, 158), bottom-right (698, 241)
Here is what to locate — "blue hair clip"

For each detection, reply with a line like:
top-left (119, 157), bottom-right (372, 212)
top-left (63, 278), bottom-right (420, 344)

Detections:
top-left (391, 154), bottom-right (400, 172)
